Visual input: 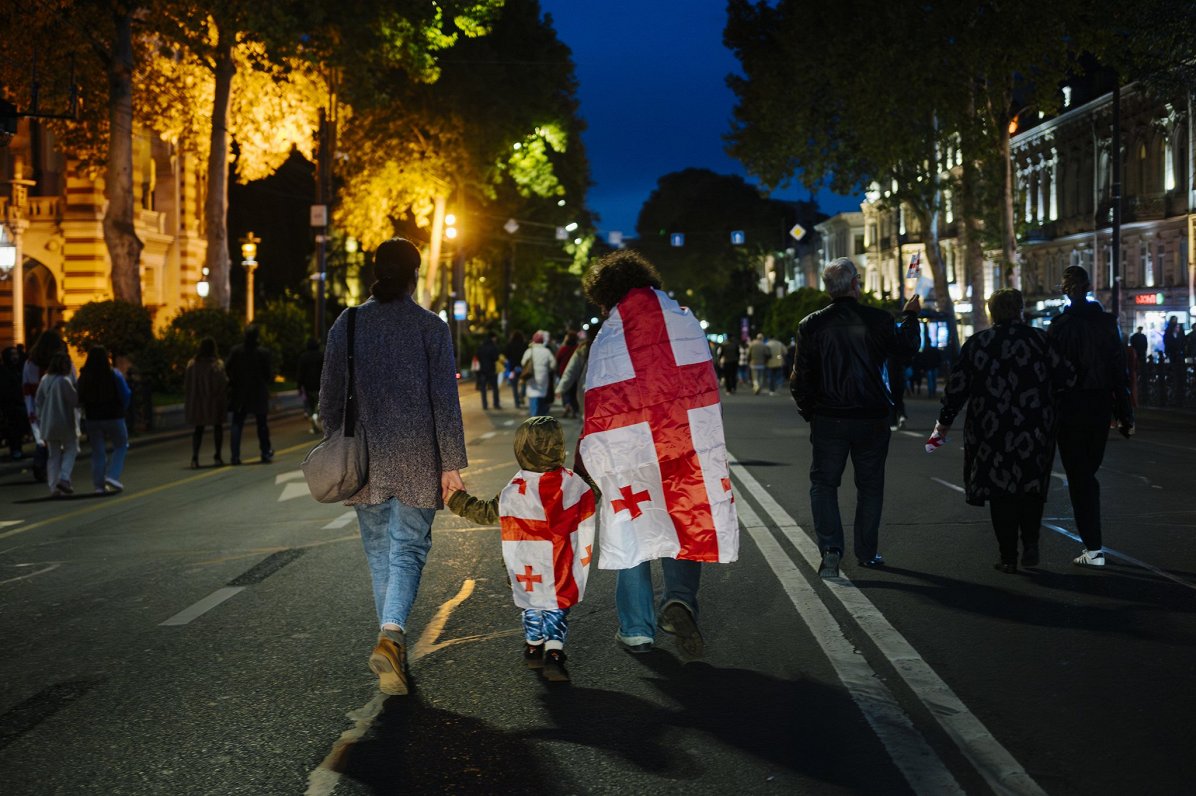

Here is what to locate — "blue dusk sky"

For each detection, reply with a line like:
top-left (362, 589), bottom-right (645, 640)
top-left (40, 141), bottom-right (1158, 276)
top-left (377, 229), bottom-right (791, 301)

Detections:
top-left (539, 0), bottom-right (862, 238)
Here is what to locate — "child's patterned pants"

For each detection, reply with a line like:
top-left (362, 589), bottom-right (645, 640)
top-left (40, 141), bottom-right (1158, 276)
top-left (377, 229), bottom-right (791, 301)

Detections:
top-left (523, 608), bottom-right (569, 651)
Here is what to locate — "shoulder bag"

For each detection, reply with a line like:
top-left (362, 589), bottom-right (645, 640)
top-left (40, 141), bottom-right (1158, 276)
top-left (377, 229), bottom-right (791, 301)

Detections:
top-left (302, 307), bottom-right (368, 502)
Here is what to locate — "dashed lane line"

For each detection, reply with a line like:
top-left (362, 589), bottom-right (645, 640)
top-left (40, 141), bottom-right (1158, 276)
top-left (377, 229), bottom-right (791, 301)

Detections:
top-left (929, 478), bottom-right (1196, 592)
top-left (1040, 522), bottom-right (1196, 592)
top-left (735, 497), bottom-right (963, 794)
top-left (322, 511), bottom-right (356, 530)
top-left (159, 586), bottom-right (245, 626)
top-left (731, 455), bottom-right (1047, 796)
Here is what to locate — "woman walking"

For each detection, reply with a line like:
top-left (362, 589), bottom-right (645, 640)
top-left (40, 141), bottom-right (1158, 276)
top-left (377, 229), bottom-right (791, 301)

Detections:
top-left (184, 338), bottom-right (229, 467)
top-left (319, 237), bottom-right (466, 696)
top-left (928, 289), bottom-right (1074, 572)
top-left (35, 352), bottom-right (79, 497)
top-left (76, 346), bottom-right (131, 493)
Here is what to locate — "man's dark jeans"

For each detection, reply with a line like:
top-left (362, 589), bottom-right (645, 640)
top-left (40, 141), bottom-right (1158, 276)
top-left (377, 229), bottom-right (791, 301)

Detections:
top-left (1056, 423), bottom-right (1109, 550)
top-left (231, 409), bottom-right (271, 462)
top-left (809, 416), bottom-right (891, 561)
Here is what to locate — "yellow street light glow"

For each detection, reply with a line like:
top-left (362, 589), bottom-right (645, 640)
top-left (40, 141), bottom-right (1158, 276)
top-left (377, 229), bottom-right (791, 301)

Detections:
top-left (445, 227), bottom-right (459, 240)
top-left (445, 214), bottom-right (457, 225)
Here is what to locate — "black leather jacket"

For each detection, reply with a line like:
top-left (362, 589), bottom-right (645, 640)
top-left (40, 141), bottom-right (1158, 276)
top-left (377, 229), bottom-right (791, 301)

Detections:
top-left (1047, 300), bottom-right (1133, 427)
top-left (790, 297), bottom-right (920, 420)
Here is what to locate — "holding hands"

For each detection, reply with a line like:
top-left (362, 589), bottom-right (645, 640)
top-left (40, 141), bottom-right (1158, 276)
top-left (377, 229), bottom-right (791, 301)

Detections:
top-left (442, 469), bottom-right (464, 502)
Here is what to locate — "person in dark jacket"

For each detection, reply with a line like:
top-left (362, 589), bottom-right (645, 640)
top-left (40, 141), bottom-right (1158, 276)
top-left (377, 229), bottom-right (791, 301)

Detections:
top-left (790, 257), bottom-right (921, 577)
top-left (1047, 265), bottom-right (1134, 567)
top-left (717, 336), bottom-right (740, 394)
top-left (504, 330), bottom-right (528, 409)
top-left (475, 331), bottom-right (502, 410)
top-left (184, 338), bottom-right (229, 467)
top-left (226, 325), bottom-right (274, 465)
top-left (929, 289), bottom-right (1075, 572)
top-left (77, 346), bottom-right (131, 493)
top-left (1, 346), bottom-right (29, 459)
top-left (296, 338), bottom-right (324, 433)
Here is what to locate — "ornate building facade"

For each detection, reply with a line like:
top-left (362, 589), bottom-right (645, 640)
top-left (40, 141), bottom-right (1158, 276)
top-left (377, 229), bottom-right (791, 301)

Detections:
top-left (0, 118), bottom-right (209, 348)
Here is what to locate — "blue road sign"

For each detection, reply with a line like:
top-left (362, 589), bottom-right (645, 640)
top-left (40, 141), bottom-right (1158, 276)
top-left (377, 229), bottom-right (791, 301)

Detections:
top-left (670, 233), bottom-right (685, 247)
top-left (731, 230), bottom-right (745, 245)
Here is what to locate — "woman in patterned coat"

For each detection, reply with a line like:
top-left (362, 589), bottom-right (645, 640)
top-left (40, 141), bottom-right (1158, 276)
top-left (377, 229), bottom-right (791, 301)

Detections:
top-left (930, 289), bottom-right (1075, 573)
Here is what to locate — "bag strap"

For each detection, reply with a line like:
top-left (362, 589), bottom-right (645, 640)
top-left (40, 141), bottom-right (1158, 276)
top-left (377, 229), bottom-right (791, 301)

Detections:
top-left (344, 306), bottom-right (358, 437)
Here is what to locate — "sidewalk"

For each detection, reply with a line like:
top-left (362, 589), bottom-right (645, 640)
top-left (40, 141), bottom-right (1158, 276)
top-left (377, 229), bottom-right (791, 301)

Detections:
top-left (0, 392), bottom-right (304, 480)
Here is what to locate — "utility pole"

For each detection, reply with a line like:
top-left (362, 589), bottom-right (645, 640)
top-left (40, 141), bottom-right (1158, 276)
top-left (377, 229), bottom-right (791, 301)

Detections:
top-left (1111, 78), bottom-right (1122, 325)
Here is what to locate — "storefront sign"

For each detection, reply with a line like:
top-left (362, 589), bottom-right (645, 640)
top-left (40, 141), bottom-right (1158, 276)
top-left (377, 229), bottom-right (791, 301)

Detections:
top-left (1132, 293), bottom-right (1165, 306)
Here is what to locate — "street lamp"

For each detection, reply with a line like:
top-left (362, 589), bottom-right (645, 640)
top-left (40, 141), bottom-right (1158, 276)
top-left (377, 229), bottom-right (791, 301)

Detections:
top-left (240, 231), bottom-right (261, 323)
top-left (196, 266), bottom-right (210, 299)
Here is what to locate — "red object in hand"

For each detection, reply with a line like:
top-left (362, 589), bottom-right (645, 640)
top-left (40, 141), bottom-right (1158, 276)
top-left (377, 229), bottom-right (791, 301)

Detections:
top-left (925, 430), bottom-right (946, 453)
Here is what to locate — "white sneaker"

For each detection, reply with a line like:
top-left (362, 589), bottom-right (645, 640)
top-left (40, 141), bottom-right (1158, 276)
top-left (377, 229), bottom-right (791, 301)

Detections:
top-left (1073, 549), bottom-right (1105, 567)
top-left (105, 477), bottom-right (124, 492)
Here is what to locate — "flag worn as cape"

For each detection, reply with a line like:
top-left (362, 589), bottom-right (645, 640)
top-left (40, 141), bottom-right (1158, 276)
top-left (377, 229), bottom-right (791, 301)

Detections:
top-left (498, 467), bottom-right (596, 610)
top-left (580, 287), bottom-right (738, 569)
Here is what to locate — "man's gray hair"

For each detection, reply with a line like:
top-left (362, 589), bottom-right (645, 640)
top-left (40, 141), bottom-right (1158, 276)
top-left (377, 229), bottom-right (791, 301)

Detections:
top-left (823, 258), bottom-right (858, 297)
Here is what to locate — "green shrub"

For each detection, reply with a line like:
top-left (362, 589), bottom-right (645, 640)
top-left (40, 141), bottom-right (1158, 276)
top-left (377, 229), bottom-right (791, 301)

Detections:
top-left (763, 287), bottom-right (831, 340)
top-left (138, 329), bottom-right (194, 393)
top-left (169, 307), bottom-right (243, 356)
top-left (64, 300), bottom-right (153, 357)
top-left (256, 298), bottom-right (309, 380)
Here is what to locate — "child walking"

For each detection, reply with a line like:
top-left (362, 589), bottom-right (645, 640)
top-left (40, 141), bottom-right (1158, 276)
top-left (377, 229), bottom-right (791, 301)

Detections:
top-left (447, 416), bottom-right (596, 682)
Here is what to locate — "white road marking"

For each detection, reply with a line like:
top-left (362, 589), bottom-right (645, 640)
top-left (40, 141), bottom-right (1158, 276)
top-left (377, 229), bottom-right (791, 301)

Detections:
top-left (479, 431), bottom-right (498, 440)
top-left (159, 586), bottom-right (245, 626)
top-left (322, 511), bottom-right (357, 530)
top-left (278, 482), bottom-right (311, 502)
top-left (898, 430), bottom-right (922, 438)
top-left (503, 419), bottom-right (517, 427)
top-left (275, 470), bottom-right (305, 485)
top-left (0, 520), bottom-right (22, 529)
top-left (931, 477), bottom-right (965, 493)
top-left (0, 562), bottom-right (62, 585)
top-left (1040, 522), bottom-right (1196, 592)
top-left (731, 456), bottom-right (1047, 796)
top-left (735, 498), bottom-right (963, 794)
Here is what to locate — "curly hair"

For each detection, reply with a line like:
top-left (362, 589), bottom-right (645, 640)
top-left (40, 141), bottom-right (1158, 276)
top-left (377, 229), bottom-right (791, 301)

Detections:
top-left (582, 250), bottom-right (663, 311)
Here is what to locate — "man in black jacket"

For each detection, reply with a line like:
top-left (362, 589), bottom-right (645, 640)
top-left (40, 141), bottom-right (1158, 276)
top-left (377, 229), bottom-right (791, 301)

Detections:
top-left (475, 332), bottom-right (502, 410)
top-left (791, 258), bottom-right (921, 577)
top-left (1048, 265), bottom-right (1134, 567)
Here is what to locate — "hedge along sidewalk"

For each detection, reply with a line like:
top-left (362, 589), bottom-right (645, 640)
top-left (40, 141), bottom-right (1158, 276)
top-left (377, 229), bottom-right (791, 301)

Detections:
top-left (0, 392), bottom-right (305, 481)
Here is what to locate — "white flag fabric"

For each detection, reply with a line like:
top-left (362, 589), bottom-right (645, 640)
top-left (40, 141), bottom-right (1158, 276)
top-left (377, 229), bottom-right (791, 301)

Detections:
top-left (498, 467), bottom-right (596, 610)
top-left (580, 287), bottom-right (738, 569)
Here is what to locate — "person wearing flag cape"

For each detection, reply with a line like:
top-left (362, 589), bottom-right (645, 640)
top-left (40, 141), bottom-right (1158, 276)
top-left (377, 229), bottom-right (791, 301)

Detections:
top-left (576, 251), bottom-right (739, 658)
top-left (447, 416), bottom-right (596, 682)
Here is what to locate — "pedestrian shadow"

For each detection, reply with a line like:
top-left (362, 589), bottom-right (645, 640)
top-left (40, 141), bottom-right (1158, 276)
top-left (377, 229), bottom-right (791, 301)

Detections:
top-left (855, 565), bottom-right (1196, 643)
top-left (528, 650), bottom-right (908, 792)
top-left (334, 686), bottom-right (552, 794)
top-left (12, 491), bottom-right (113, 504)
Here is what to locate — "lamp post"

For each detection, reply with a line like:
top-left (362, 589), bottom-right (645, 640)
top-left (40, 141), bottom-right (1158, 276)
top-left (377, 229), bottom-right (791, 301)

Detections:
top-left (2, 160), bottom-right (35, 346)
top-left (240, 231), bottom-right (261, 324)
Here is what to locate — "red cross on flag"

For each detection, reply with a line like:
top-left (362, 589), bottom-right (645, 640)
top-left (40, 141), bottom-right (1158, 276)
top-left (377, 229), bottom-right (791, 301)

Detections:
top-left (580, 287), bottom-right (739, 569)
top-left (498, 467), bottom-right (597, 610)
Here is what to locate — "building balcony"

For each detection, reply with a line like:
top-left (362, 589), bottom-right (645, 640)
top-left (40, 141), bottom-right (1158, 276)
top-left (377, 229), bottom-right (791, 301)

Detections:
top-left (1126, 193), bottom-right (1165, 222)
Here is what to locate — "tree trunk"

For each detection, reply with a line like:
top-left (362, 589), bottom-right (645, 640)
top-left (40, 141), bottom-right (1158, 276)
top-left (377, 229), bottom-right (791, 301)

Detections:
top-left (102, 8), bottom-right (143, 304)
top-left (999, 84), bottom-right (1020, 290)
top-left (204, 32), bottom-right (236, 310)
top-left (912, 204), bottom-right (958, 353)
top-left (959, 156), bottom-right (990, 333)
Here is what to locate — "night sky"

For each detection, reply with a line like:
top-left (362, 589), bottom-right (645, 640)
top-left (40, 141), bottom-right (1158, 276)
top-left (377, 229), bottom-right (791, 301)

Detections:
top-left (539, 0), bottom-right (861, 239)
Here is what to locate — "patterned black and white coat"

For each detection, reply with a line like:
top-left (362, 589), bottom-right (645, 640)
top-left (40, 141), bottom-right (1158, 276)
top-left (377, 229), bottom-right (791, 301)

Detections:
top-left (937, 322), bottom-right (1076, 507)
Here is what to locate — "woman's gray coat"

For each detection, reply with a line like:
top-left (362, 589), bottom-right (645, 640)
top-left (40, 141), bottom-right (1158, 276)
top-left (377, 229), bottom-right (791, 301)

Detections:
top-left (319, 296), bottom-right (467, 508)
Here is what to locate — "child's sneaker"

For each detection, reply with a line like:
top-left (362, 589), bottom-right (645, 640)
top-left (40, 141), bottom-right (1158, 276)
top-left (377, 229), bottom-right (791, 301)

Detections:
top-left (1073, 549), bottom-right (1105, 567)
top-left (523, 643), bottom-right (545, 669)
top-left (542, 649), bottom-right (570, 682)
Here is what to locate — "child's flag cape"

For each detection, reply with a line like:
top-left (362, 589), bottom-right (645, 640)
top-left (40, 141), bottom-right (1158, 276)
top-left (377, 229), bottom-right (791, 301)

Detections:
top-left (499, 468), bottom-right (596, 610)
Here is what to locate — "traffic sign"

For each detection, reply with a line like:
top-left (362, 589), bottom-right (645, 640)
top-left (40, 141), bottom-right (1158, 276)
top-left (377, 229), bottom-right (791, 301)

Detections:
top-left (789, 223), bottom-right (806, 241)
top-left (310, 204), bottom-right (328, 227)
top-left (453, 300), bottom-right (467, 321)
top-left (670, 233), bottom-right (685, 247)
top-left (555, 226), bottom-right (567, 240)
top-left (504, 218), bottom-right (519, 234)
top-left (731, 230), bottom-right (745, 245)
top-left (608, 230), bottom-right (623, 246)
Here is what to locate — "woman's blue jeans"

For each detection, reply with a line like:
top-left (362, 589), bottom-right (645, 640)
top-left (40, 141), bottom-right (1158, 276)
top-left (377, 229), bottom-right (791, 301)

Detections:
top-left (355, 498), bottom-right (436, 630)
top-left (615, 558), bottom-right (701, 644)
top-left (86, 418), bottom-right (128, 489)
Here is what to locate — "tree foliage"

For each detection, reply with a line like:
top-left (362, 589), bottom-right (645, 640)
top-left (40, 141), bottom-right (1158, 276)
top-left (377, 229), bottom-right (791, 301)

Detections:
top-left (63, 300), bottom-right (154, 357)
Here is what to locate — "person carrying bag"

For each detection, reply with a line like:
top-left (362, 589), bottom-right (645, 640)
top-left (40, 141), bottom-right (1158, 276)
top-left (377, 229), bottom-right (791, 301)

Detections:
top-left (302, 306), bottom-right (367, 502)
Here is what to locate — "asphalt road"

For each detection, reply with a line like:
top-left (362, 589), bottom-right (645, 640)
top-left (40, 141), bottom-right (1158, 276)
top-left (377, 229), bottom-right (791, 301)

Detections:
top-left (1, 385), bottom-right (1193, 795)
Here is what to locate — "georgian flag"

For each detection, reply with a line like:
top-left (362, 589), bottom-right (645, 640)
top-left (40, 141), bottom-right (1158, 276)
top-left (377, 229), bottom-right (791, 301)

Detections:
top-left (498, 468), bottom-right (596, 611)
top-left (580, 287), bottom-right (739, 569)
